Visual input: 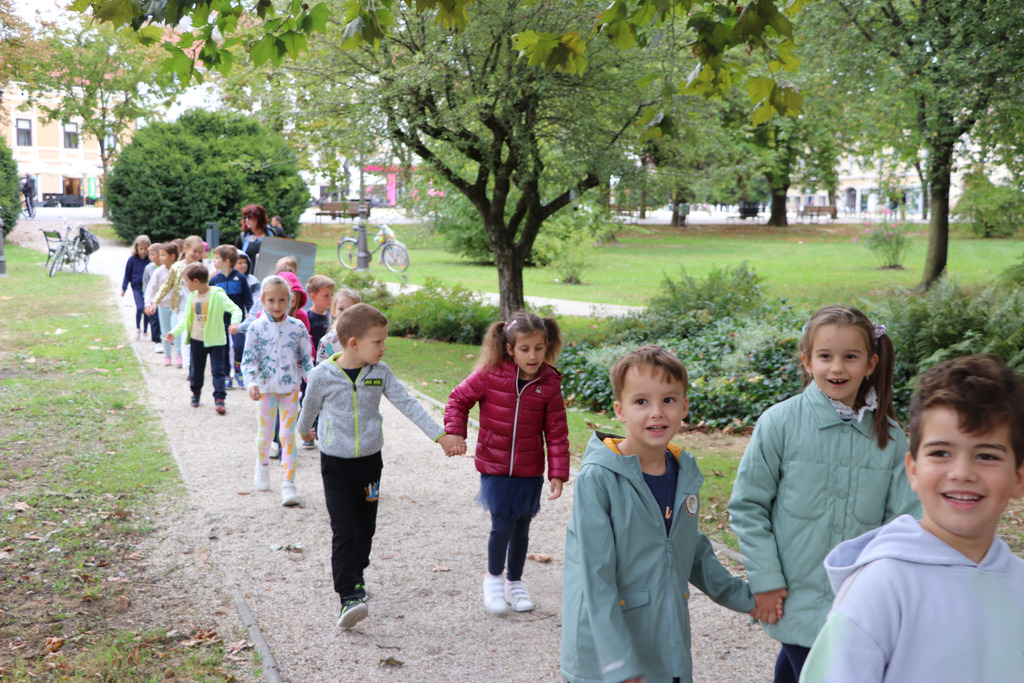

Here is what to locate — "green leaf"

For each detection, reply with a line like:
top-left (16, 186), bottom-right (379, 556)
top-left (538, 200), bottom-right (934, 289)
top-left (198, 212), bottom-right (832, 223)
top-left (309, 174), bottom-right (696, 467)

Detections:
top-left (748, 76), bottom-right (774, 103)
top-left (250, 34), bottom-right (278, 67)
top-left (751, 101), bottom-right (775, 125)
top-left (94, 0), bottom-right (139, 26)
top-left (135, 25), bottom-right (164, 46)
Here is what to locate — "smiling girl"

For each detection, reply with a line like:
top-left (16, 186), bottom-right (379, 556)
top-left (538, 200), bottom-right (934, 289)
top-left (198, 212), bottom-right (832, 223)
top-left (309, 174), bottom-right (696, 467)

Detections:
top-left (444, 312), bottom-right (570, 615)
top-left (728, 305), bottom-right (920, 683)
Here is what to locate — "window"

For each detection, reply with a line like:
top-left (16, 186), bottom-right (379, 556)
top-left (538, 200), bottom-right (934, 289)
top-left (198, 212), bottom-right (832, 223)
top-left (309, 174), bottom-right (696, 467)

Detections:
top-left (103, 132), bottom-right (116, 152)
top-left (16, 119), bottom-right (32, 146)
top-left (63, 122), bottom-right (79, 149)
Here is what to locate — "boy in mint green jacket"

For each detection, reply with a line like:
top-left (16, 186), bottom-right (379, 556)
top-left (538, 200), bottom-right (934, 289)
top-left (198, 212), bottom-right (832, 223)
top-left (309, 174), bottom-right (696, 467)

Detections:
top-left (167, 263), bottom-right (242, 413)
top-left (562, 346), bottom-right (780, 683)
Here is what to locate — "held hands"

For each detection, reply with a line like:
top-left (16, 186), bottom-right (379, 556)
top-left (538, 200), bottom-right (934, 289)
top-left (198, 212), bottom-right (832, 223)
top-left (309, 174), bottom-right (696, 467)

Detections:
top-left (438, 434), bottom-right (466, 457)
top-left (750, 588), bottom-right (787, 624)
top-left (145, 305), bottom-right (156, 316)
top-left (548, 477), bottom-right (564, 500)
top-left (248, 385), bottom-right (262, 401)
top-left (163, 332), bottom-right (174, 343)
top-left (227, 323), bottom-right (239, 335)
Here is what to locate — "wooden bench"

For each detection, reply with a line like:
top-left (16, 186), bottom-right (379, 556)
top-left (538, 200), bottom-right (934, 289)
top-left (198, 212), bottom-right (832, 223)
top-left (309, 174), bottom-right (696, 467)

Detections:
top-left (316, 200), bottom-right (371, 222)
top-left (797, 205), bottom-right (837, 221)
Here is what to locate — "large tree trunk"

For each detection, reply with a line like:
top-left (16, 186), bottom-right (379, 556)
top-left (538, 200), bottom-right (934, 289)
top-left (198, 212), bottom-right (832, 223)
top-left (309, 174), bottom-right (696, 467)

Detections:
top-left (493, 237), bottom-right (526, 318)
top-left (767, 186), bottom-right (789, 226)
top-left (918, 140), bottom-right (955, 291)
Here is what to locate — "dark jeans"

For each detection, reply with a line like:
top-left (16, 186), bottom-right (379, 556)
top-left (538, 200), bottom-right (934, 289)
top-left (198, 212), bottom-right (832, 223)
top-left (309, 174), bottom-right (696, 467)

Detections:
top-left (488, 513), bottom-right (532, 581)
top-left (146, 309), bottom-right (161, 341)
top-left (322, 452), bottom-right (382, 601)
top-left (774, 643), bottom-right (810, 683)
top-left (130, 286), bottom-right (146, 329)
top-left (189, 338), bottom-right (228, 400)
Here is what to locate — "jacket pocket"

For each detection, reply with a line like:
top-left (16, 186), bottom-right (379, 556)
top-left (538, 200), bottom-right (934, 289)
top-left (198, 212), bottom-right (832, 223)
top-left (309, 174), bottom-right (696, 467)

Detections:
top-left (778, 461), bottom-right (828, 520)
top-left (852, 467), bottom-right (891, 526)
top-left (618, 589), bottom-right (650, 612)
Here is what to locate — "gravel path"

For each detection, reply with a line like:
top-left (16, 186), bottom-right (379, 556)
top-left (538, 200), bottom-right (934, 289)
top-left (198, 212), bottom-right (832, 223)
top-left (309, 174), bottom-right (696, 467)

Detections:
top-left (7, 220), bottom-right (777, 682)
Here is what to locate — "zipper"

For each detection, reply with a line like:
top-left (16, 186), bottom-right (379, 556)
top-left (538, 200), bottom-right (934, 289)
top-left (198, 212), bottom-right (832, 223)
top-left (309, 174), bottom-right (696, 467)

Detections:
top-left (509, 375), bottom-right (541, 477)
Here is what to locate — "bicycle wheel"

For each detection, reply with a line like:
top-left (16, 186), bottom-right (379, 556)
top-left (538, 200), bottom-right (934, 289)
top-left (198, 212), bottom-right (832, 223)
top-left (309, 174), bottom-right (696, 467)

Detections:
top-left (49, 244), bottom-right (66, 277)
top-left (71, 241), bottom-right (89, 273)
top-left (337, 237), bottom-right (359, 269)
top-left (381, 243), bottom-right (409, 272)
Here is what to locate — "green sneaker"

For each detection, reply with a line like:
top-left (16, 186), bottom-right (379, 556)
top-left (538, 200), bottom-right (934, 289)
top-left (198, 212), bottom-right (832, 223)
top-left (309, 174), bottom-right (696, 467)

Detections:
top-left (337, 599), bottom-right (368, 629)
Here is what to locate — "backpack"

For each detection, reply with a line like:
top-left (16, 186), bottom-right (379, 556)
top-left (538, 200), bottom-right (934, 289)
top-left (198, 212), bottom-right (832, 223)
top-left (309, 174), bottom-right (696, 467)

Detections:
top-left (79, 227), bottom-right (100, 255)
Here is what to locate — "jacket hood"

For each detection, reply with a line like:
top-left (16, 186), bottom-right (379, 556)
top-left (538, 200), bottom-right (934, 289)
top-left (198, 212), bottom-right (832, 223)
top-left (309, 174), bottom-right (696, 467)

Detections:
top-left (581, 431), bottom-right (683, 480)
top-left (278, 271), bottom-right (307, 309)
top-left (823, 514), bottom-right (1011, 593)
top-left (236, 249), bottom-right (253, 274)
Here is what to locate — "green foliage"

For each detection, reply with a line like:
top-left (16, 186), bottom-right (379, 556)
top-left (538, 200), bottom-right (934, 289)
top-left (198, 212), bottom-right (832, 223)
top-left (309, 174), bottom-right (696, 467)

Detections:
top-left (313, 263), bottom-right (395, 311)
top-left (864, 217), bottom-right (909, 268)
top-left (414, 182), bottom-right (493, 263)
top-left (533, 207), bottom-right (617, 284)
top-left (608, 262), bottom-right (765, 342)
top-left (383, 278), bottom-right (499, 344)
top-left (105, 109), bottom-right (308, 244)
top-left (952, 170), bottom-right (1024, 238)
top-left (0, 136), bottom-right (19, 236)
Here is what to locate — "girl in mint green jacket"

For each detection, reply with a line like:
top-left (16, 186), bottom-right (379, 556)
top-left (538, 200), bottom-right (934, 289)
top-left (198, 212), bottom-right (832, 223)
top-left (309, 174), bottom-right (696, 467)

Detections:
top-left (728, 306), bottom-right (920, 683)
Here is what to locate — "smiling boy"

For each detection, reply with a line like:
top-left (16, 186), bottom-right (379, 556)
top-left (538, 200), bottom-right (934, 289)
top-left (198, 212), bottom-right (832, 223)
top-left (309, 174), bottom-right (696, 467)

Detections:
top-left (562, 346), bottom-right (778, 683)
top-left (801, 354), bottom-right (1024, 682)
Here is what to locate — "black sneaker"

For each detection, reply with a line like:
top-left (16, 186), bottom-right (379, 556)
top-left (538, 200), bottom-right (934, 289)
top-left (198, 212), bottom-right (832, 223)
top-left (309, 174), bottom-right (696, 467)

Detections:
top-left (190, 394), bottom-right (200, 408)
top-left (337, 599), bottom-right (367, 629)
top-left (353, 582), bottom-right (367, 601)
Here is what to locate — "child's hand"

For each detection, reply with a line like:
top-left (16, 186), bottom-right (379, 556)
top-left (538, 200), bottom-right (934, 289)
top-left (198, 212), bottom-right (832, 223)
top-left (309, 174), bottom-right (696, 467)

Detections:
top-left (145, 305), bottom-right (155, 316)
top-left (227, 323), bottom-right (239, 335)
top-left (548, 477), bottom-right (564, 500)
top-left (248, 385), bottom-right (262, 401)
top-left (163, 333), bottom-right (174, 342)
top-left (750, 588), bottom-right (787, 623)
top-left (438, 434), bottom-right (465, 457)
top-left (120, 289), bottom-right (125, 297)
top-left (304, 430), bottom-right (316, 443)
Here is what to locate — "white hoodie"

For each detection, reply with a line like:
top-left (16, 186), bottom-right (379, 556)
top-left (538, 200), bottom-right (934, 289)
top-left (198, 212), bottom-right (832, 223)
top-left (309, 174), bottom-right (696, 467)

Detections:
top-left (800, 515), bottom-right (1024, 682)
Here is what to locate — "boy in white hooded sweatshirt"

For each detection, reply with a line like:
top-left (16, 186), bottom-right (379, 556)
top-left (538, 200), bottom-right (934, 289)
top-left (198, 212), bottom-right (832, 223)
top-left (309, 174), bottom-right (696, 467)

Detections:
top-left (801, 354), bottom-right (1024, 682)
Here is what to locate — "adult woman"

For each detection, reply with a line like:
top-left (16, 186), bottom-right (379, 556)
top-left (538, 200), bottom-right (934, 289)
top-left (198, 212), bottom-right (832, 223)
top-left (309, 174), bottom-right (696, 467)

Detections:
top-left (234, 204), bottom-right (277, 270)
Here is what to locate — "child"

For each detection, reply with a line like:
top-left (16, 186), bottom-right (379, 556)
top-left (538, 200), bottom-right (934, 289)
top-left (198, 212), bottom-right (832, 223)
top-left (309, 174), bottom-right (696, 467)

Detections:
top-left (800, 354), bottom-right (1024, 682)
top-left (444, 312), bottom-right (569, 614)
top-left (148, 235), bottom-right (206, 375)
top-left (278, 270), bottom-right (311, 336)
top-left (296, 303), bottom-right (461, 629)
top-left (316, 287), bottom-right (361, 363)
top-left (145, 242), bottom-right (186, 367)
top-left (210, 245), bottom-right (253, 389)
top-left (301, 274), bottom-right (335, 449)
top-left (233, 249), bottom-right (260, 385)
top-left (562, 345), bottom-right (772, 683)
top-left (728, 305), bottom-right (920, 683)
top-left (141, 242), bottom-right (162, 352)
top-left (120, 234), bottom-right (151, 339)
top-left (241, 275), bottom-right (314, 506)
top-left (165, 263), bottom-right (242, 414)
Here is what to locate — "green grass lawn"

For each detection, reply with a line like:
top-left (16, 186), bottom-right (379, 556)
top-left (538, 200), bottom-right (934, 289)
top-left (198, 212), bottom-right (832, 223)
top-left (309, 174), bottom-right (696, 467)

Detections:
top-left (298, 220), bottom-right (1024, 310)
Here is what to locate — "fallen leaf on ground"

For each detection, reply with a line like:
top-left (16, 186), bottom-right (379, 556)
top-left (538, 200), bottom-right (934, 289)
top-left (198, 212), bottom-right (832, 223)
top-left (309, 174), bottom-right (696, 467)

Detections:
top-left (528, 553), bottom-right (552, 563)
top-left (12, 502), bottom-right (30, 512)
top-left (45, 637), bottom-right (64, 653)
top-left (379, 657), bottom-right (404, 668)
top-left (430, 565), bottom-right (450, 572)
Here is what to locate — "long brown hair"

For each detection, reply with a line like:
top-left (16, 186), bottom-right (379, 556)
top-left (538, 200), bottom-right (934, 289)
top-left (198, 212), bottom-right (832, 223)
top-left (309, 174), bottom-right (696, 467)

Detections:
top-left (242, 204), bottom-right (268, 234)
top-left (799, 305), bottom-right (896, 448)
top-left (474, 311), bottom-right (562, 371)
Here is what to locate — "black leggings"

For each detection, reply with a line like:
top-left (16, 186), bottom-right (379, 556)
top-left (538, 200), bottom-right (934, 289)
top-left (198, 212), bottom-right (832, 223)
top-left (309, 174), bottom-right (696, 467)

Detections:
top-left (487, 513), bottom-right (532, 581)
top-left (774, 643), bottom-right (810, 683)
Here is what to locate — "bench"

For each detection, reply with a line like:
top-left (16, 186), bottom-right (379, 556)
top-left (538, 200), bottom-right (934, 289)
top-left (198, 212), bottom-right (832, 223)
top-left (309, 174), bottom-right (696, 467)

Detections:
top-left (41, 230), bottom-right (62, 268)
top-left (316, 200), bottom-right (371, 222)
top-left (797, 205), bottom-right (837, 221)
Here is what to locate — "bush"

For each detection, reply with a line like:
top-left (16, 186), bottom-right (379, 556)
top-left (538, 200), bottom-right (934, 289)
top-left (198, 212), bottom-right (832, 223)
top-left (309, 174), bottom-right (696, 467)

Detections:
top-left (607, 262), bottom-right (765, 342)
top-left (533, 207), bottom-right (616, 284)
top-left (864, 217), bottom-right (909, 268)
top-left (953, 170), bottom-right (1024, 238)
top-left (106, 109), bottom-right (308, 244)
top-left (383, 277), bottom-right (499, 344)
top-left (314, 264), bottom-right (395, 311)
top-left (0, 137), bottom-right (19, 237)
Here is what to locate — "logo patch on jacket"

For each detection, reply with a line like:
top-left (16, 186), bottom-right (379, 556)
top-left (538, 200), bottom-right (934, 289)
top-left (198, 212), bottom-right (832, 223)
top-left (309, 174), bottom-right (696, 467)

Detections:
top-left (365, 480), bottom-right (380, 502)
top-left (363, 378), bottom-right (382, 386)
top-left (684, 493), bottom-right (699, 516)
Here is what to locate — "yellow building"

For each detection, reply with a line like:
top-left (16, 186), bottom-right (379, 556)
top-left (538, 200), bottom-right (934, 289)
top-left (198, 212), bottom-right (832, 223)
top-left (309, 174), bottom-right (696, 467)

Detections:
top-left (1, 82), bottom-right (131, 206)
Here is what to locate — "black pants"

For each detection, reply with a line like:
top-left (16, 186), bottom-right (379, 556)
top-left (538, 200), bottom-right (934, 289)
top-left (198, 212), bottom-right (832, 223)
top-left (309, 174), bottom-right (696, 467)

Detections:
top-left (189, 338), bottom-right (227, 400)
top-left (774, 643), bottom-right (810, 683)
top-left (322, 452), bottom-right (382, 601)
top-left (488, 514), bottom-right (532, 581)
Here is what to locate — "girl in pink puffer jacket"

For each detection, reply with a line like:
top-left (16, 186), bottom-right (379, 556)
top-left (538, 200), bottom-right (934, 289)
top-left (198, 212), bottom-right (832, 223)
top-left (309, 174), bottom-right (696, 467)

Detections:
top-left (445, 312), bottom-right (570, 616)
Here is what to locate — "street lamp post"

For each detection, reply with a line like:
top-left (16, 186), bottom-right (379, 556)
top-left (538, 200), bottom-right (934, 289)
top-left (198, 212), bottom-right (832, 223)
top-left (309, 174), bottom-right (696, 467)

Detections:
top-left (356, 203), bottom-right (370, 271)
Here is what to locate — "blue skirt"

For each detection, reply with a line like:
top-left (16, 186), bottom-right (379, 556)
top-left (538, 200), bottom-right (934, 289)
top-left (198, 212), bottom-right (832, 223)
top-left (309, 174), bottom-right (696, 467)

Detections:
top-left (477, 474), bottom-right (543, 520)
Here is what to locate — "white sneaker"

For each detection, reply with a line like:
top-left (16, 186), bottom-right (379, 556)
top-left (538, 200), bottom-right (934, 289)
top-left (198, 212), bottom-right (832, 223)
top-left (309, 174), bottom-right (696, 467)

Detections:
top-left (504, 580), bottom-right (535, 612)
top-left (281, 482), bottom-right (299, 507)
top-left (483, 573), bottom-right (507, 614)
top-left (154, 344), bottom-right (163, 354)
top-left (253, 463), bottom-right (270, 491)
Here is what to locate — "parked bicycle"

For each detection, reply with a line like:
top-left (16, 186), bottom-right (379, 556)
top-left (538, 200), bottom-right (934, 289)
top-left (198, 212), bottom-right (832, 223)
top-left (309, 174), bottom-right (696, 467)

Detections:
top-left (337, 224), bottom-right (410, 272)
top-left (21, 195), bottom-right (36, 219)
top-left (47, 218), bottom-right (94, 277)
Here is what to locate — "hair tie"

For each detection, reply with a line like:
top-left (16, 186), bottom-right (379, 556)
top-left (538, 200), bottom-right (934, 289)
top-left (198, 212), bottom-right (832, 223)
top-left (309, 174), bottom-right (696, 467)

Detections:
top-left (505, 320), bottom-right (517, 332)
top-left (872, 323), bottom-right (887, 339)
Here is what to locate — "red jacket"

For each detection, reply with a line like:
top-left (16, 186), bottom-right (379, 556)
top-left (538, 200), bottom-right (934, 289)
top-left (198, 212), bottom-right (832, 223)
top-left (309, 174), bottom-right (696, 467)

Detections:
top-left (445, 359), bottom-right (570, 481)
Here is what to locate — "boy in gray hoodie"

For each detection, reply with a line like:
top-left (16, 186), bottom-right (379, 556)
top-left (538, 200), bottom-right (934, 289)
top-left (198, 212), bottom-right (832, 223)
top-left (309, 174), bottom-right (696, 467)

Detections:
top-left (297, 303), bottom-right (463, 629)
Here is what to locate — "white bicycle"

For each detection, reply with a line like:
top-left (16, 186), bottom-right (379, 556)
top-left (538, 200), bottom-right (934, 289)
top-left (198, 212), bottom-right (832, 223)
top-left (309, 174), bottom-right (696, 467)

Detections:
top-left (337, 224), bottom-right (410, 272)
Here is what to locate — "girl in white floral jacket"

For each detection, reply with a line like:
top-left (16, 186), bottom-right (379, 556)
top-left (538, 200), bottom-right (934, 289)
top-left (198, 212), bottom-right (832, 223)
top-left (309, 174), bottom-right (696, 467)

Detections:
top-left (241, 275), bottom-right (314, 507)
